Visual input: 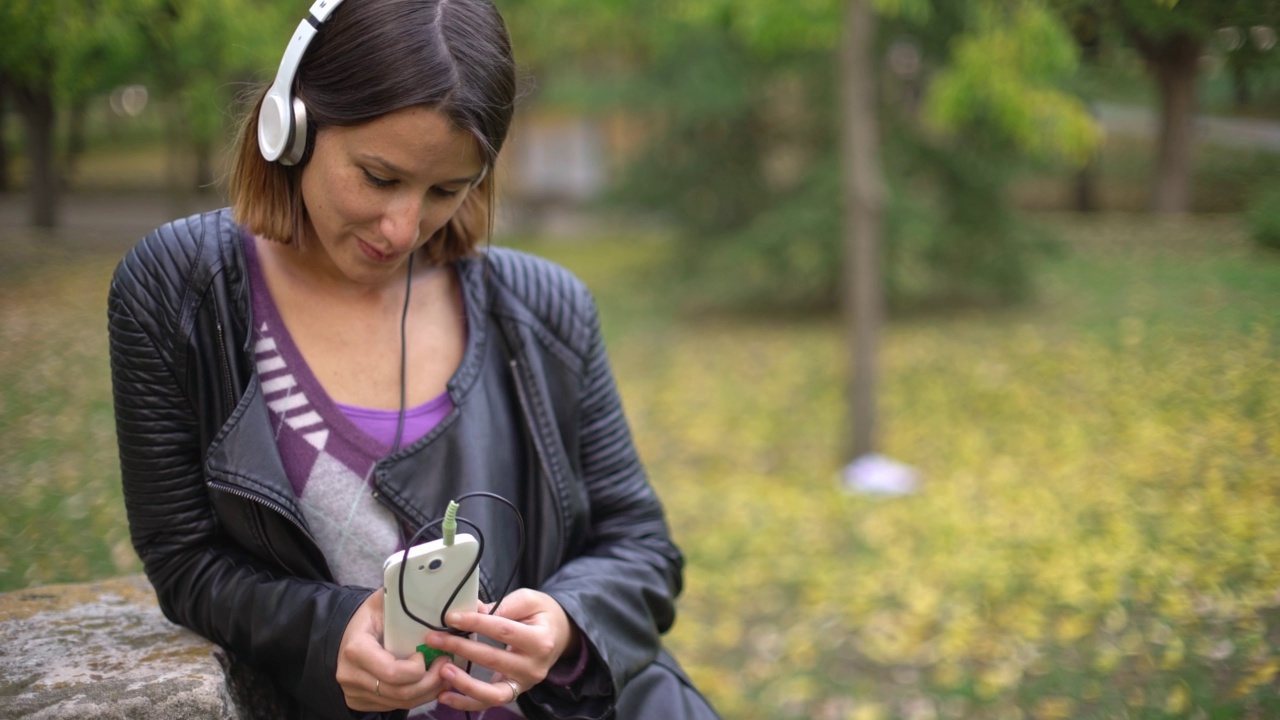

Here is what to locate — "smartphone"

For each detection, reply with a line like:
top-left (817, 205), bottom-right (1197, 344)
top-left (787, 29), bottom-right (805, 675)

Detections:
top-left (382, 533), bottom-right (481, 661)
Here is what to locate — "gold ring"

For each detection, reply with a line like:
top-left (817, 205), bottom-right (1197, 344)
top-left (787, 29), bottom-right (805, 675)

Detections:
top-left (375, 679), bottom-right (381, 697)
top-left (503, 678), bottom-right (520, 703)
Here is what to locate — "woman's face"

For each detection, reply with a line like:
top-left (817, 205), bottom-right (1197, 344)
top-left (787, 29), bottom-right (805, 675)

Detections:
top-left (299, 105), bottom-right (484, 287)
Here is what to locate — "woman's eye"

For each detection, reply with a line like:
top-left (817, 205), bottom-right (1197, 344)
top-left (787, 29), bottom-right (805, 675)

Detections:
top-left (432, 187), bottom-right (461, 199)
top-left (362, 169), bottom-right (396, 188)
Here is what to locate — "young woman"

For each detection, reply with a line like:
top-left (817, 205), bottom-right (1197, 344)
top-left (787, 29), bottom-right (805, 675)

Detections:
top-left (107, 1), bottom-right (718, 718)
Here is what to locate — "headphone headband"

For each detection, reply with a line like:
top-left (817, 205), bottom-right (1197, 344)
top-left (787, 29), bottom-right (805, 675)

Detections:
top-left (258, 0), bottom-right (348, 165)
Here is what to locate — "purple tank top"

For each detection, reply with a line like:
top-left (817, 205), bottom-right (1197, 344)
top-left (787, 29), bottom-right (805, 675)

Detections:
top-left (335, 392), bottom-right (453, 450)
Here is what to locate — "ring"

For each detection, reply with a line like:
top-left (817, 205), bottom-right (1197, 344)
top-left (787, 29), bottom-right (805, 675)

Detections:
top-left (375, 679), bottom-right (381, 697)
top-left (503, 678), bottom-right (520, 703)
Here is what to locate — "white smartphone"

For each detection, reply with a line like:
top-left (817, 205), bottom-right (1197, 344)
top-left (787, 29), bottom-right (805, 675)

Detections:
top-left (382, 533), bottom-right (481, 661)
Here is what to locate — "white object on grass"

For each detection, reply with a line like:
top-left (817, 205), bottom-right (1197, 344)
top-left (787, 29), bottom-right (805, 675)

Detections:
top-left (841, 453), bottom-right (920, 496)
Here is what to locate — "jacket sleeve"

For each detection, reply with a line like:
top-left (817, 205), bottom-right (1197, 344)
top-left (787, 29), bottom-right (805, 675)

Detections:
top-left (524, 282), bottom-right (685, 719)
top-left (108, 234), bottom-right (372, 720)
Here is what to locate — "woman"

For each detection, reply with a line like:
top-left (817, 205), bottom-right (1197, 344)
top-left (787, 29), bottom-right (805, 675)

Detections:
top-left (107, 1), bottom-right (718, 718)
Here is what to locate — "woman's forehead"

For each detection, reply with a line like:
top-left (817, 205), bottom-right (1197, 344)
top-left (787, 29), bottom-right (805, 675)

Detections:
top-left (329, 107), bottom-right (484, 178)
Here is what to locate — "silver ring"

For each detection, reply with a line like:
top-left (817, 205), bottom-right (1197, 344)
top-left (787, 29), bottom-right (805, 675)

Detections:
top-left (375, 679), bottom-right (381, 697)
top-left (503, 678), bottom-right (520, 703)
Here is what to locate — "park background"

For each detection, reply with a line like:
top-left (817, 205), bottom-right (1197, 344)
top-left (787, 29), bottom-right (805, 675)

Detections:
top-left (1, 1), bottom-right (1278, 718)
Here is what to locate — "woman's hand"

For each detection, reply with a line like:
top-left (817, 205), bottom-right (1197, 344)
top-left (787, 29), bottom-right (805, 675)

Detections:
top-left (336, 590), bottom-right (454, 711)
top-left (425, 588), bottom-right (582, 712)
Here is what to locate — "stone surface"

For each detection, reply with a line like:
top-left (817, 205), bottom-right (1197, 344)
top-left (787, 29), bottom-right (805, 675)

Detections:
top-left (0, 575), bottom-right (285, 719)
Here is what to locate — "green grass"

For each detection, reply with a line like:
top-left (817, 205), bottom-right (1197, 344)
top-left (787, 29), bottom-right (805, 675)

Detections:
top-left (0, 241), bottom-right (138, 588)
top-left (2, 211), bottom-right (1278, 719)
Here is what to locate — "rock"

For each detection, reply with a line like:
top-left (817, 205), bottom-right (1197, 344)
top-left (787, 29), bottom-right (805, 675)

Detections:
top-left (0, 575), bottom-right (285, 719)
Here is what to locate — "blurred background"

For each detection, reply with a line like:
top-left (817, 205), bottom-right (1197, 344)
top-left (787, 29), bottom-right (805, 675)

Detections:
top-left (1, 1), bottom-right (1278, 718)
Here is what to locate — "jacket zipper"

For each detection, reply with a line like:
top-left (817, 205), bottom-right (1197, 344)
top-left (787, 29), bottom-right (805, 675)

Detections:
top-left (208, 480), bottom-right (315, 542)
top-left (208, 480), bottom-right (323, 575)
top-left (214, 320), bottom-right (235, 409)
top-left (509, 358), bottom-right (568, 563)
top-left (206, 479), bottom-right (335, 579)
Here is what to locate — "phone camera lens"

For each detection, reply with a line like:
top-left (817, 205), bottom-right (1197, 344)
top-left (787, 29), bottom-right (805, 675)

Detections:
top-left (428, 558), bottom-right (444, 571)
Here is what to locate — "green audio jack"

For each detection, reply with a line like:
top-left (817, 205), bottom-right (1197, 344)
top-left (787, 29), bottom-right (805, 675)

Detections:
top-left (442, 500), bottom-right (460, 546)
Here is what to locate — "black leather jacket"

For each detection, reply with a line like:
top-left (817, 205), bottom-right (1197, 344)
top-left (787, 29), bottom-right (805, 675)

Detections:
top-left (108, 209), bottom-right (712, 720)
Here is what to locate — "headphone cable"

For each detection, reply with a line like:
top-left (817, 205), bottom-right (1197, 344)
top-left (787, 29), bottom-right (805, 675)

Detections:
top-left (390, 251), bottom-right (414, 454)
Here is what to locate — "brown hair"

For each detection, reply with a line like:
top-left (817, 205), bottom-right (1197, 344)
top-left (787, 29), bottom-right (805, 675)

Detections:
top-left (229, 0), bottom-right (515, 263)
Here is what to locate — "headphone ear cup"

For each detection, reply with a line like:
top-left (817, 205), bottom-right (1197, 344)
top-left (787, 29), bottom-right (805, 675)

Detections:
top-left (279, 96), bottom-right (310, 166)
top-left (258, 86), bottom-right (294, 163)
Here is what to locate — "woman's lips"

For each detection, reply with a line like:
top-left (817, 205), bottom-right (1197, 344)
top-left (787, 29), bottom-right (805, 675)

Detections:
top-left (357, 239), bottom-right (397, 263)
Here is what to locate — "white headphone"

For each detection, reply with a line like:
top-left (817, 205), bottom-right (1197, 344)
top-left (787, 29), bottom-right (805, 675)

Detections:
top-left (258, 0), bottom-right (348, 165)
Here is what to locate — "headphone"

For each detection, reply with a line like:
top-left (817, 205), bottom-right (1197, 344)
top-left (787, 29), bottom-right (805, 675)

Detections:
top-left (258, 0), bottom-right (348, 165)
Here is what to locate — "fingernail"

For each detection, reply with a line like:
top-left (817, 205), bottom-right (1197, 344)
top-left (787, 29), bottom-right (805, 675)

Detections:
top-left (446, 612), bottom-right (461, 625)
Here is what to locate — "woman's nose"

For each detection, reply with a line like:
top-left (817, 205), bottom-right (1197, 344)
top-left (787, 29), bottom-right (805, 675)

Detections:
top-left (380, 196), bottom-right (423, 250)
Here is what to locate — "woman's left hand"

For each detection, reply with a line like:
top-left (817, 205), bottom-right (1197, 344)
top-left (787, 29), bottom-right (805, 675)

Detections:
top-left (425, 588), bottom-right (581, 712)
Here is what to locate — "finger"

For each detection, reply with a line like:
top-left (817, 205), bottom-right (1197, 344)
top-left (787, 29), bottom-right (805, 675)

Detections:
top-left (368, 588), bottom-right (386, 637)
top-left (348, 642), bottom-right (437, 687)
top-left (376, 655), bottom-right (452, 708)
top-left (437, 665), bottom-right (521, 712)
top-left (342, 673), bottom-right (402, 713)
top-left (483, 588), bottom-right (545, 622)
top-left (425, 629), bottom-right (517, 673)
top-left (444, 610), bottom-right (531, 647)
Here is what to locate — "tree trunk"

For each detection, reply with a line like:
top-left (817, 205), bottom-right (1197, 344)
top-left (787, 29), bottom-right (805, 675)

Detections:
top-left (0, 83), bottom-right (10, 193)
top-left (1230, 58), bottom-right (1252, 108)
top-left (840, 0), bottom-right (886, 459)
top-left (11, 83), bottom-right (59, 227)
top-left (64, 97), bottom-right (89, 185)
top-left (1074, 161), bottom-right (1099, 213)
top-left (1144, 34), bottom-right (1200, 215)
top-left (1074, 103), bottom-right (1100, 212)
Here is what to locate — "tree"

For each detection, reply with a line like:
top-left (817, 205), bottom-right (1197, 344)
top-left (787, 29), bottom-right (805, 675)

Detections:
top-left (498, 0), bottom-right (1099, 477)
top-left (500, 0), bottom-right (1098, 465)
top-left (0, 0), bottom-right (64, 226)
top-left (0, 0), bottom-right (287, 227)
top-left (0, 83), bottom-right (10, 193)
top-left (0, 0), bottom-right (147, 227)
top-left (842, 0), bottom-right (890, 459)
top-left (1056, 0), bottom-right (1280, 213)
top-left (131, 0), bottom-right (287, 201)
top-left (843, 0), bottom-right (1094, 459)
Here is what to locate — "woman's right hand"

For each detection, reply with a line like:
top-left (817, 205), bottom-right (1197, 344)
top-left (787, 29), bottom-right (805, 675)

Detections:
top-left (337, 590), bottom-right (453, 711)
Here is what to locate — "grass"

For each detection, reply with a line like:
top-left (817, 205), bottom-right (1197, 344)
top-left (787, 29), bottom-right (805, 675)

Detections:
top-left (1, 209), bottom-right (1278, 719)
top-left (514, 215), bottom-right (1280, 719)
top-left (0, 239), bottom-right (137, 588)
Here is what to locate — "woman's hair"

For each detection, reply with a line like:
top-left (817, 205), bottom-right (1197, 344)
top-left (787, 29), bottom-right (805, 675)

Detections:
top-left (229, 0), bottom-right (515, 263)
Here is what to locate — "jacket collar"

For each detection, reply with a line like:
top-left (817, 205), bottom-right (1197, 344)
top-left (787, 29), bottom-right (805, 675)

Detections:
top-left (447, 254), bottom-right (493, 405)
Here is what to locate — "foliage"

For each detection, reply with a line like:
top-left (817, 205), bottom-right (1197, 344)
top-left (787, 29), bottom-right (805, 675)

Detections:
top-left (1052, 0), bottom-right (1280, 213)
top-left (1103, 0), bottom-right (1280, 42)
top-left (128, 0), bottom-right (290, 146)
top-left (924, 3), bottom-right (1100, 165)
top-left (1246, 185), bottom-right (1280, 251)
top-left (0, 0), bottom-right (292, 201)
top-left (503, 0), bottom-right (1099, 312)
top-left (0, 0), bottom-right (135, 102)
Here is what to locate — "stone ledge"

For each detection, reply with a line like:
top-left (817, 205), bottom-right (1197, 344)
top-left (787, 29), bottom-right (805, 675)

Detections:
top-left (0, 575), bottom-right (285, 719)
